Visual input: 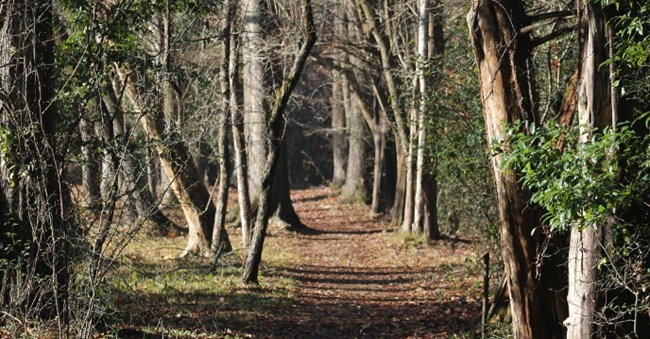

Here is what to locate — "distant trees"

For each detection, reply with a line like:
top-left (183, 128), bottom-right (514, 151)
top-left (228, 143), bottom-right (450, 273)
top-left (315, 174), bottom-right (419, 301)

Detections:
top-left (317, 0), bottom-right (443, 238)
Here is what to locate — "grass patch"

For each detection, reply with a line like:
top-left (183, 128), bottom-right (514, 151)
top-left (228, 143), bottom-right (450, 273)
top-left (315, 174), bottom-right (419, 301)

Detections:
top-left (98, 232), bottom-right (298, 337)
top-left (395, 231), bottom-right (427, 250)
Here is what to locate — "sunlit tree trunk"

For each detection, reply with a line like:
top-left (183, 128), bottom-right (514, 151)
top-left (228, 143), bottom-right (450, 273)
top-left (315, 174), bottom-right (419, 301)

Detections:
top-left (340, 95), bottom-right (367, 203)
top-left (414, 0), bottom-right (441, 239)
top-left (242, 0), bottom-right (267, 202)
top-left (564, 3), bottom-right (610, 338)
top-left (80, 117), bottom-right (101, 208)
top-left (411, 0), bottom-right (430, 234)
top-left (330, 72), bottom-right (347, 187)
top-left (346, 74), bottom-right (385, 213)
top-left (115, 67), bottom-right (215, 256)
top-left (467, 1), bottom-right (565, 337)
top-left (229, 23), bottom-right (253, 247)
top-left (242, 0), bottom-right (316, 284)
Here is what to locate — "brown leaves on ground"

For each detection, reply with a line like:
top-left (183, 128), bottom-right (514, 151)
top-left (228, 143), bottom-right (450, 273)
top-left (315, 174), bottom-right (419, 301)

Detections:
top-left (113, 187), bottom-right (483, 338)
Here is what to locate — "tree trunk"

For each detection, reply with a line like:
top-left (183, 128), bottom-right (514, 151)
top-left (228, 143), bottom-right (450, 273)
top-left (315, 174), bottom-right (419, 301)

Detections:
top-left (564, 4), bottom-right (610, 338)
top-left (242, 0), bottom-right (267, 202)
top-left (414, 0), bottom-right (441, 239)
top-left (370, 111), bottom-right (387, 214)
top-left (356, 0), bottom-right (410, 226)
top-left (467, 1), bottom-right (565, 338)
top-left (340, 94), bottom-right (367, 203)
top-left (346, 73), bottom-right (386, 213)
top-left (211, 98), bottom-right (232, 252)
top-left (242, 0), bottom-right (316, 284)
top-left (330, 2), bottom-right (348, 188)
top-left (391, 146), bottom-right (407, 226)
top-left (211, 0), bottom-right (237, 253)
top-left (330, 68), bottom-right (347, 188)
top-left (411, 0), bottom-right (431, 234)
top-left (80, 117), bottom-right (101, 209)
top-left (271, 140), bottom-right (305, 229)
top-left (229, 24), bottom-right (254, 247)
top-left (115, 67), bottom-right (215, 256)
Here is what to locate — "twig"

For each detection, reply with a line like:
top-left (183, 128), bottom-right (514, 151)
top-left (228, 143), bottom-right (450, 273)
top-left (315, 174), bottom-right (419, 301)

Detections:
top-left (1, 311), bottom-right (35, 337)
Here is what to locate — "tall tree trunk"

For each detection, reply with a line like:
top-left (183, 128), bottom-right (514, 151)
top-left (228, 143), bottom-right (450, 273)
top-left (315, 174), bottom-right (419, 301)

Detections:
top-left (370, 108), bottom-right (387, 214)
top-left (330, 69), bottom-right (347, 187)
top-left (467, 1), bottom-right (565, 338)
top-left (414, 0), bottom-right (441, 239)
top-left (242, 0), bottom-right (316, 284)
top-left (340, 95), bottom-right (367, 203)
top-left (564, 3), bottom-right (610, 338)
top-left (211, 0), bottom-right (236, 253)
top-left (330, 1), bottom-right (348, 188)
top-left (229, 23), bottom-right (253, 247)
top-left (346, 73), bottom-right (386, 213)
top-left (242, 0), bottom-right (267, 202)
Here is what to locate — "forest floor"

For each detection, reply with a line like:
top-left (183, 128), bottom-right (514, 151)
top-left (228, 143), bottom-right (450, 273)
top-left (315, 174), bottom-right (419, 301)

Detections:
top-left (108, 187), bottom-right (485, 338)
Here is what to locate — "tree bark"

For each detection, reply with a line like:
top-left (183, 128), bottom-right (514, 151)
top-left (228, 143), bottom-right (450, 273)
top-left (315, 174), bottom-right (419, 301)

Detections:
top-left (564, 4), bottom-right (610, 338)
top-left (467, 1), bottom-right (565, 338)
top-left (340, 93), bottom-right (367, 203)
top-left (330, 68), bottom-right (347, 187)
top-left (242, 0), bottom-right (267, 202)
top-left (414, 0), bottom-right (441, 239)
top-left (346, 73), bottom-right (386, 213)
top-left (411, 0), bottom-right (430, 235)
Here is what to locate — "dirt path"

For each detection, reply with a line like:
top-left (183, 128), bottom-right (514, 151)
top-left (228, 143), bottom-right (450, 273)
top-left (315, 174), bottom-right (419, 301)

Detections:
top-left (258, 188), bottom-right (482, 338)
top-left (115, 187), bottom-right (482, 338)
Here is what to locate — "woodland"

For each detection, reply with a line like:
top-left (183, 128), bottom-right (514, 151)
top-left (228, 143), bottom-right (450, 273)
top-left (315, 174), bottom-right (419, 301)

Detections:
top-left (1, 0), bottom-right (649, 338)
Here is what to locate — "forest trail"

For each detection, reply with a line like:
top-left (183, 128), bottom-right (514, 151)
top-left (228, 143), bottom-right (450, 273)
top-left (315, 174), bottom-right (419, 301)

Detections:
top-left (115, 187), bottom-right (482, 338)
top-left (266, 188), bottom-right (482, 338)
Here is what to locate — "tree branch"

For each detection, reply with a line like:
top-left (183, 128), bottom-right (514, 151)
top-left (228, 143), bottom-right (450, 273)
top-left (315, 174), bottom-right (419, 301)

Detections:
top-left (531, 24), bottom-right (578, 48)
